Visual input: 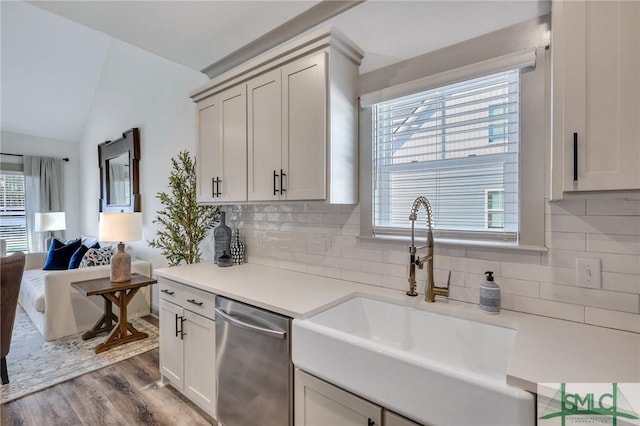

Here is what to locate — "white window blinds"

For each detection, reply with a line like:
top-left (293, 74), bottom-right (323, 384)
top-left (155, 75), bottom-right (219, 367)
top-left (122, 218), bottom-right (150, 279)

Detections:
top-left (372, 69), bottom-right (520, 242)
top-left (0, 173), bottom-right (27, 252)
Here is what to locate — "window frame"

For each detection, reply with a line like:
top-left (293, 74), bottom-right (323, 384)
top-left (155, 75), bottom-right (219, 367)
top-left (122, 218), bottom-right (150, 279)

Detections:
top-left (359, 47), bottom-right (548, 249)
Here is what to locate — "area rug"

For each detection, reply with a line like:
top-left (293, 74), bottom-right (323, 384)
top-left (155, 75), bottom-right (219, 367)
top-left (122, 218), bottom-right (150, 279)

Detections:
top-left (0, 306), bottom-right (159, 404)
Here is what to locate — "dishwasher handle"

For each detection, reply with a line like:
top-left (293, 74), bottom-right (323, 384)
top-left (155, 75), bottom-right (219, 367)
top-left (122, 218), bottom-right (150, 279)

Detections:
top-left (215, 307), bottom-right (287, 339)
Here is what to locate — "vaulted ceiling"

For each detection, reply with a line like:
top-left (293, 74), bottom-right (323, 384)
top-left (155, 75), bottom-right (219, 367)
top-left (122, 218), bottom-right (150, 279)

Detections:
top-left (1, 0), bottom-right (549, 143)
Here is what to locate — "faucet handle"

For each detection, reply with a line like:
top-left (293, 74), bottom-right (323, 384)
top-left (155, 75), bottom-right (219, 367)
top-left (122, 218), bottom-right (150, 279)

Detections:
top-left (432, 271), bottom-right (451, 298)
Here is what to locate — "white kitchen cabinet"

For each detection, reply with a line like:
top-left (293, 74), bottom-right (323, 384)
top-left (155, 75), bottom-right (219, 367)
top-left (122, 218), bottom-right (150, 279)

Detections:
top-left (159, 298), bottom-right (184, 388)
top-left (247, 68), bottom-right (282, 201)
top-left (248, 52), bottom-right (326, 202)
top-left (159, 279), bottom-right (216, 418)
top-left (195, 85), bottom-right (247, 203)
top-left (385, 410), bottom-right (421, 426)
top-left (193, 29), bottom-right (362, 204)
top-left (295, 369), bottom-right (382, 426)
top-left (196, 95), bottom-right (220, 203)
top-left (551, 0), bottom-right (640, 196)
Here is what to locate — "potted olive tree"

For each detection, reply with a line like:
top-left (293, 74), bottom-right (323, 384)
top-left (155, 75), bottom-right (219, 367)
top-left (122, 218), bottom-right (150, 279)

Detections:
top-left (149, 151), bottom-right (219, 266)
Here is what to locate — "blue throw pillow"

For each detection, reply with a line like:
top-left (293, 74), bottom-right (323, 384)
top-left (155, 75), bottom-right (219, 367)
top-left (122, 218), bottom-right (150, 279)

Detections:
top-left (68, 242), bottom-right (100, 269)
top-left (43, 238), bottom-right (82, 270)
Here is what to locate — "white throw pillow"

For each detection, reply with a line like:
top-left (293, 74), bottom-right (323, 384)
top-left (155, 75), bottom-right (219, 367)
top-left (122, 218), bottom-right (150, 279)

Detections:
top-left (79, 246), bottom-right (114, 268)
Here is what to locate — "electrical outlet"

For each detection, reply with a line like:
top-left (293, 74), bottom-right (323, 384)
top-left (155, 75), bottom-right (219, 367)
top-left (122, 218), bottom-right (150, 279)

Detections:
top-left (576, 258), bottom-right (602, 289)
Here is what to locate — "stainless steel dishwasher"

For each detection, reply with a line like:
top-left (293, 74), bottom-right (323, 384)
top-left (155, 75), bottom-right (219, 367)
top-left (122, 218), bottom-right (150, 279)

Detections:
top-left (215, 296), bottom-right (292, 426)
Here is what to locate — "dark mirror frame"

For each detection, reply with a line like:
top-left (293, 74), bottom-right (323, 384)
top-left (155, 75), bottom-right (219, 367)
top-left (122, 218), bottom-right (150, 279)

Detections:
top-left (98, 128), bottom-right (141, 212)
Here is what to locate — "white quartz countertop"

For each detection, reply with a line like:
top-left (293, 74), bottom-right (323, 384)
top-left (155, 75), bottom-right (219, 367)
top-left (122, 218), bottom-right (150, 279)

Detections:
top-left (154, 262), bottom-right (640, 393)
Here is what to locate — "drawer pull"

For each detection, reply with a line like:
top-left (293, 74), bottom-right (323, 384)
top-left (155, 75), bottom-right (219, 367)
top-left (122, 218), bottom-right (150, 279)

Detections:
top-left (161, 289), bottom-right (175, 296)
top-left (187, 299), bottom-right (203, 307)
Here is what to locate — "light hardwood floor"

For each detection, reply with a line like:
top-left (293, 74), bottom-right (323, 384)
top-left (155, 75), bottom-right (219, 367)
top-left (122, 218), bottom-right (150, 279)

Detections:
top-left (1, 318), bottom-right (217, 426)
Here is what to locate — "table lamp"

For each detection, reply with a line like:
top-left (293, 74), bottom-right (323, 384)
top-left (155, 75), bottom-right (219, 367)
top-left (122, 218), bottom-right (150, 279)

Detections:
top-left (34, 212), bottom-right (66, 250)
top-left (99, 212), bottom-right (142, 282)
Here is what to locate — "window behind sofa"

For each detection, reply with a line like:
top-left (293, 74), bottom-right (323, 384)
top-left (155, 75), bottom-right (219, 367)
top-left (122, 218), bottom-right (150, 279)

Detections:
top-left (0, 172), bottom-right (27, 253)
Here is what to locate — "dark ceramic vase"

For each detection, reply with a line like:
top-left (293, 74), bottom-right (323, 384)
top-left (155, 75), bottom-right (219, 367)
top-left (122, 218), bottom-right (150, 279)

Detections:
top-left (214, 211), bottom-right (231, 264)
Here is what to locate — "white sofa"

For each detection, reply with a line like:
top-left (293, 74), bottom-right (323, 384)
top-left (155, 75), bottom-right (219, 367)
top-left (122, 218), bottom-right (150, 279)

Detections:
top-left (19, 252), bottom-right (152, 341)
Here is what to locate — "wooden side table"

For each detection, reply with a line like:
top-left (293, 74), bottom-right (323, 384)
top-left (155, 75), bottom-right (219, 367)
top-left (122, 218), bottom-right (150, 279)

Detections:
top-left (71, 274), bottom-right (157, 353)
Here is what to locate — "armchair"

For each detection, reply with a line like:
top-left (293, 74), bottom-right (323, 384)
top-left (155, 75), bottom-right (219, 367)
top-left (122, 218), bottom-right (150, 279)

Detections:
top-left (1, 251), bottom-right (26, 384)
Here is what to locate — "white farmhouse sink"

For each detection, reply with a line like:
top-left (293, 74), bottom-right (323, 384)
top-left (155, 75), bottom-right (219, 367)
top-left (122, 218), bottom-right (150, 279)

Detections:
top-left (292, 297), bottom-right (535, 426)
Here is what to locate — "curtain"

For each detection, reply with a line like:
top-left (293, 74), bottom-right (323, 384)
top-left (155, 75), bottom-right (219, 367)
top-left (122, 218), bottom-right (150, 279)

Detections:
top-left (24, 156), bottom-right (65, 252)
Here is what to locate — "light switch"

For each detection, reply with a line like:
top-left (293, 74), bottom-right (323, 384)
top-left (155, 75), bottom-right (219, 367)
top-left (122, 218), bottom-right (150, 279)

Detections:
top-left (576, 258), bottom-right (602, 289)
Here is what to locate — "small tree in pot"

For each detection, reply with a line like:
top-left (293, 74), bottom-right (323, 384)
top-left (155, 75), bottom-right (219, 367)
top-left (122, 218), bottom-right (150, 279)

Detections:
top-left (149, 151), bottom-right (219, 266)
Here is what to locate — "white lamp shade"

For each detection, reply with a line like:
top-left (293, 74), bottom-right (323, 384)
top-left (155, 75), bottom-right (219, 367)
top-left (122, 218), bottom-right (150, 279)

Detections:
top-left (99, 212), bottom-right (142, 243)
top-left (34, 212), bottom-right (66, 232)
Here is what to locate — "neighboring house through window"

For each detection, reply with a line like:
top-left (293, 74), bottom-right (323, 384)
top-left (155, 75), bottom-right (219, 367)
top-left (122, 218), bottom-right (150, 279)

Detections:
top-left (371, 69), bottom-right (519, 242)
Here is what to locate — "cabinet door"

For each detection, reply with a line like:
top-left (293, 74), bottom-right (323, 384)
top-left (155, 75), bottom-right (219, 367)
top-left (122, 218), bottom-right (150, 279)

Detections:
top-left (555, 0), bottom-right (640, 191)
top-left (295, 369), bottom-right (382, 426)
top-left (282, 52), bottom-right (327, 200)
top-left (183, 310), bottom-right (216, 418)
top-left (159, 299), bottom-right (184, 389)
top-left (196, 95), bottom-right (220, 203)
top-left (217, 85), bottom-right (248, 202)
top-left (248, 69), bottom-right (283, 201)
top-left (385, 410), bottom-right (422, 426)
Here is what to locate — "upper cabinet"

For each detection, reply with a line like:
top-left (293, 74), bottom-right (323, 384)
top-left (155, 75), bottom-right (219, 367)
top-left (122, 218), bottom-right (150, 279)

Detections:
top-left (196, 86), bottom-right (247, 203)
top-left (248, 52), bottom-right (327, 201)
top-left (192, 29), bottom-right (363, 204)
top-left (551, 0), bottom-right (640, 197)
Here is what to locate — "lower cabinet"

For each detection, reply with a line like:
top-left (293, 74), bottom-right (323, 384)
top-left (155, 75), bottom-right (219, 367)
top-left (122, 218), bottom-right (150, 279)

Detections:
top-left (295, 369), bottom-right (421, 426)
top-left (159, 281), bottom-right (216, 418)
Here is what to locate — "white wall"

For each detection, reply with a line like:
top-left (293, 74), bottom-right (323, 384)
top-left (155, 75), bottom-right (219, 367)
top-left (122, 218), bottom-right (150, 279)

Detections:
top-left (78, 39), bottom-right (208, 308)
top-left (0, 130), bottom-right (81, 238)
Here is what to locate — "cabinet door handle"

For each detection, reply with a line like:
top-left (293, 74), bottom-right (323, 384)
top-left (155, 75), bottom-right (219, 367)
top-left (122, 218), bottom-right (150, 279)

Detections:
top-left (187, 298), bottom-right (204, 307)
top-left (573, 132), bottom-right (578, 181)
top-left (280, 169), bottom-right (286, 195)
top-left (161, 289), bottom-right (175, 296)
top-left (211, 177), bottom-right (215, 198)
top-left (273, 170), bottom-right (278, 196)
top-left (180, 317), bottom-right (187, 340)
top-left (367, 418), bottom-right (375, 426)
top-left (175, 313), bottom-right (181, 337)
top-left (214, 177), bottom-right (222, 197)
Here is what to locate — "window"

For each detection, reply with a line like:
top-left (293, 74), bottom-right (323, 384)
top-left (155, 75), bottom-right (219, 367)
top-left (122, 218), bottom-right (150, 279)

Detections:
top-left (0, 172), bottom-right (27, 252)
top-left (485, 189), bottom-right (505, 229)
top-left (372, 69), bottom-right (519, 242)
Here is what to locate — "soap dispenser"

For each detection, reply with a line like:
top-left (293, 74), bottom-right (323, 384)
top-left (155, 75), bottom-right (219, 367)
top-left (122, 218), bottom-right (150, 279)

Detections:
top-left (480, 271), bottom-right (500, 314)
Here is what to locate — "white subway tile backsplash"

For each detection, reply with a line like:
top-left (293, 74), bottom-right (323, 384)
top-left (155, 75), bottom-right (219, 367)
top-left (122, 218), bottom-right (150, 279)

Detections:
top-left (450, 257), bottom-right (501, 276)
top-left (502, 294), bottom-right (585, 322)
top-left (466, 247), bottom-right (542, 265)
top-left (602, 272), bottom-right (640, 294)
top-left (545, 199), bottom-right (586, 216)
top-left (502, 263), bottom-right (574, 286)
top-left (546, 249), bottom-right (640, 275)
top-left (342, 247), bottom-right (384, 262)
top-left (587, 198), bottom-right (640, 216)
top-left (545, 232), bottom-right (586, 251)
top-left (585, 307), bottom-right (640, 333)
top-left (237, 197), bottom-right (640, 333)
top-left (361, 260), bottom-right (407, 278)
top-left (587, 234), bottom-right (640, 255)
top-left (547, 215), bottom-right (640, 236)
top-left (539, 282), bottom-right (639, 313)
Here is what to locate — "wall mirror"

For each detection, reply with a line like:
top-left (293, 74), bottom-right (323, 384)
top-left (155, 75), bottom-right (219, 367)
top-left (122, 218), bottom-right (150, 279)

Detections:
top-left (98, 128), bottom-right (141, 212)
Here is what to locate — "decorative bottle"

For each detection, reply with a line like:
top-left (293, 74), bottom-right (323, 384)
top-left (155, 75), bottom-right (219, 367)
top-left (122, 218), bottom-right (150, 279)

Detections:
top-left (230, 229), bottom-right (245, 265)
top-left (214, 211), bottom-right (231, 264)
top-left (479, 271), bottom-right (501, 314)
